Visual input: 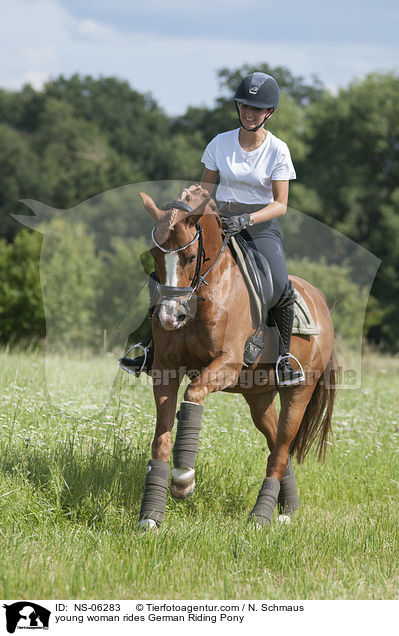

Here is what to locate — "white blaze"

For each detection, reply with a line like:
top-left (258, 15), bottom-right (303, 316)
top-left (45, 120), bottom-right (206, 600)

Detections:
top-left (158, 252), bottom-right (181, 328)
top-left (165, 253), bottom-right (179, 286)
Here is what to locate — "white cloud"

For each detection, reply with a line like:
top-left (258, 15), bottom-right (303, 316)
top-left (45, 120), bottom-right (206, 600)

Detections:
top-left (0, 0), bottom-right (120, 88)
top-left (19, 69), bottom-right (52, 90)
top-left (0, 0), bottom-right (398, 113)
top-left (73, 18), bottom-right (118, 42)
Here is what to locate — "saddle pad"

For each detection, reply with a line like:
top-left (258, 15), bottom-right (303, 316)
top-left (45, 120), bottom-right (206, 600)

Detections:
top-left (293, 289), bottom-right (319, 335)
top-left (229, 236), bottom-right (319, 336)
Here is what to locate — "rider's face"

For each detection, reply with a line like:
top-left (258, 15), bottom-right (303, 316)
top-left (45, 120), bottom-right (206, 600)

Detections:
top-left (238, 103), bottom-right (272, 129)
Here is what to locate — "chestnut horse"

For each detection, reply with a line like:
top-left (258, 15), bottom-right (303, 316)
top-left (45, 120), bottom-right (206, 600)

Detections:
top-left (137, 184), bottom-right (337, 530)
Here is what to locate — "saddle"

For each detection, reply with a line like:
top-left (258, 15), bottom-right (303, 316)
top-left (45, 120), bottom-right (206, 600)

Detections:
top-left (228, 236), bottom-right (319, 367)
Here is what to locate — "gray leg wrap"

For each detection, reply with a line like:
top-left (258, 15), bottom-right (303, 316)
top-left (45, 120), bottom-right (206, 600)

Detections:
top-left (250, 477), bottom-right (280, 527)
top-left (278, 455), bottom-right (299, 515)
top-left (139, 459), bottom-right (170, 525)
top-left (173, 401), bottom-right (204, 469)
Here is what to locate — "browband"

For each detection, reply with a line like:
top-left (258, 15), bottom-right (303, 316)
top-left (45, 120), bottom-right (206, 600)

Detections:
top-left (162, 200), bottom-right (194, 214)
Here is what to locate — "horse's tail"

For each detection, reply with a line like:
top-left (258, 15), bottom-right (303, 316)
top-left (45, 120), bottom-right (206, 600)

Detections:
top-left (290, 349), bottom-right (339, 463)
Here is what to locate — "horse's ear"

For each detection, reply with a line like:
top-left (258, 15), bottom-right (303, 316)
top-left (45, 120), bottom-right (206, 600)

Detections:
top-left (139, 192), bottom-right (165, 223)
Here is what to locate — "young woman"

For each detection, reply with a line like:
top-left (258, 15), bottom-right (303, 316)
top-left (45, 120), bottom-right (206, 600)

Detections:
top-left (200, 71), bottom-right (304, 386)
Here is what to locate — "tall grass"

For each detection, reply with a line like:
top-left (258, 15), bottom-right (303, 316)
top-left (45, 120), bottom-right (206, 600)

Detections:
top-left (0, 349), bottom-right (398, 599)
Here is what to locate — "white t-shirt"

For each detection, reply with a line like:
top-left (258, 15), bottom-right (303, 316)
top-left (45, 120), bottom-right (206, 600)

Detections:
top-left (201, 128), bottom-right (296, 205)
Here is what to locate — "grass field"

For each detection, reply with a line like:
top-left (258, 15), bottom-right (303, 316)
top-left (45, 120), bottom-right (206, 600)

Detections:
top-left (0, 349), bottom-right (398, 600)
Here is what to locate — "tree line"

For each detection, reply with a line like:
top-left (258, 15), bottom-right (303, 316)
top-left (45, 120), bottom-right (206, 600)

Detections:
top-left (0, 65), bottom-right (398, 350)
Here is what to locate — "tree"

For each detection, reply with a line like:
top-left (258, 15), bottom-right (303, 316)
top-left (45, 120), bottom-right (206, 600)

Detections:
top-left (217, 63), bottom-right (325, 106)
top-left (38, 216), bottom-right (100, 347)
top-left (43, 75), bottom-right (172, 179)
top-left (30, 97), bottom-right (142, 209)
top-left (286, 257), bottom-right (380, 347)
top-left (96, 236), bottom-right (153, 351)
top-left (0, 84), bottom-right (45, 133)
top-left (302, 72), bottom-right (399, 347)
top-left (0, 230), bottom-right (44, 343)
top-left (0, 125), bottom-right (40, 241)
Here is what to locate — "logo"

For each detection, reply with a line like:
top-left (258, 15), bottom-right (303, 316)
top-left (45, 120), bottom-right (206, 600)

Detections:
top-left (2, 603), bottom-right (51, 633)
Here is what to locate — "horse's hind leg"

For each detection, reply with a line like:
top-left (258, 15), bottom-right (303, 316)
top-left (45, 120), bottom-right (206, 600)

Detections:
top-left (244, 391), bottom-right (300, 520)
top-left (243, 390), bottom-right (278, 450)
top-left (251, 384), bottom-right (316, 527)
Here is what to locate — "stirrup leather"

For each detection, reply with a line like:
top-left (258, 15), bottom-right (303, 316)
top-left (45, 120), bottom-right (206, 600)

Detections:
top-left (119, 342), bottom-right (149, 376)
top-left (275, 353), bottom-right (305, 387)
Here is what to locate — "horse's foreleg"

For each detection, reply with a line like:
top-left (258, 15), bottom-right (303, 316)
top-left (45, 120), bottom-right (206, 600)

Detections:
top-left (170, 400), bottom-right (203, 498)
top-left (171, 354), bottom-right (242, 499)
top-left (138, 375), bottom-right (180, 530)
top-left (184, 355), bottom-right (242, 404)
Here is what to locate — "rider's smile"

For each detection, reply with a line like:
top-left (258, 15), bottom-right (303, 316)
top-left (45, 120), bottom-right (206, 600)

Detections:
top-left (238, 103), bottom-right (269, 128)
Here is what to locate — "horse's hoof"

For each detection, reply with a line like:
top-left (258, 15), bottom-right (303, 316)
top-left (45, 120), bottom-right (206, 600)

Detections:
top-left (137, 518), bottom-right (158, 532)
top-left (249, 514), bottom-right (271, 530)
top-left (170, 468), bottom-right (195, 499)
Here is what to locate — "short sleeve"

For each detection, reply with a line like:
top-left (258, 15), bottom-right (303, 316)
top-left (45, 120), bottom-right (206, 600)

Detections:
top-left (201, 136), bottom-right (218, 171)
top-left (271, 142), bottom-right (296, 180)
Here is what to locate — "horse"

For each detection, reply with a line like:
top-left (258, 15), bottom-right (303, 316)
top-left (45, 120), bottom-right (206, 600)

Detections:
top-left (136, 184), bottom-right (337, 530)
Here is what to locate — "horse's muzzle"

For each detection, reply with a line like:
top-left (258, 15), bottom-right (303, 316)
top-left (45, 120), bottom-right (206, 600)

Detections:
top-left (156, 295), bottom-right (198, 330)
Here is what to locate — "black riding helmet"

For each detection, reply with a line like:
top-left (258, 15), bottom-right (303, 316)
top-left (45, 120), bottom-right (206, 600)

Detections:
top-left (234, 72), bottom-right (280, 132)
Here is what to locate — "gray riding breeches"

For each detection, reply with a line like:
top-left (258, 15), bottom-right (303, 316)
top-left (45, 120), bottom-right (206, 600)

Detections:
top-left (218, 202), bottom-right (289, 307)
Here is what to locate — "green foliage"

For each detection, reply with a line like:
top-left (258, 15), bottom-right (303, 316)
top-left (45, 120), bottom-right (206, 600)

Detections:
top-left (96, 236), bottom-right (153, 349)
top-left (0, 125), bottom-right (40, 240)
top-left (301, 72), bottom-right (399, 347)
top-left (31, 97), bottom-right (141, 209)
top-left (217, 63), bottom-right (325, 105)
top-left (43, 75), bottom-right (200, 182)
top-left (0, 67), bottom-right (398, 349)
top-left (0, 230), bottom-right (44, 343)
top-left (0, 84), bottom-right (45, 132)
top-left (38, 217), bottom-right (100, 347)
top-left (0, 215), bottom-right (153, 349)
top-left (287, 257), bottom-right (377, 346)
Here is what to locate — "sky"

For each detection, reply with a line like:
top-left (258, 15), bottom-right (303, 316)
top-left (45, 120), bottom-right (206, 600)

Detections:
top-left (1, 0), bottom-right (398, 115)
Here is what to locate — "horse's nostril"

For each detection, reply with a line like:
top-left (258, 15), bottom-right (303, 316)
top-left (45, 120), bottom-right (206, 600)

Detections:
top-left (177, 314), bottom-right (186, 323)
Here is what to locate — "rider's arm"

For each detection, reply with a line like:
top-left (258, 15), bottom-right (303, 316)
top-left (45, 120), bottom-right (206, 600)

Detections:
top-left (201, 168), bottom-right (219, 197)
top-left (249, 180), bottom-right (288, 225)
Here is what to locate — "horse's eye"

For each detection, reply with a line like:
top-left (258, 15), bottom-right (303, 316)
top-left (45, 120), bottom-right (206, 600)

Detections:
top-left (187, 254), bottom-right (196, 264)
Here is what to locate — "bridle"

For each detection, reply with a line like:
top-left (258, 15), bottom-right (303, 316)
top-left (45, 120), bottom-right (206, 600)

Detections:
top-left (151, 199), bottom-right (230, 306)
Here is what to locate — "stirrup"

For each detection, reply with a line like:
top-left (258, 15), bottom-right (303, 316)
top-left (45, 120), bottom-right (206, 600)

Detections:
top-left (275, 353), bottom-right (305, 387)
top-left (119, 343), bottom-right (149, 376)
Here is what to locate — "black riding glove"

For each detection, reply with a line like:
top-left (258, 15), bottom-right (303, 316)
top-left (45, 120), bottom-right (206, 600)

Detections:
top-left (221, 213), bottom-right (251, 235)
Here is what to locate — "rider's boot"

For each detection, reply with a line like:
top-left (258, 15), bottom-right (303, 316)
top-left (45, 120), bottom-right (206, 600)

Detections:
top-left (119, 330), bottom-right (154, 377)
top-left (271, 292), bottom-right (305, 387)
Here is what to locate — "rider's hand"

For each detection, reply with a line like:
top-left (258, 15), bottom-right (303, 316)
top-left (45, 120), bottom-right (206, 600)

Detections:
top-left (221, 213), bottom-right (251, 235)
